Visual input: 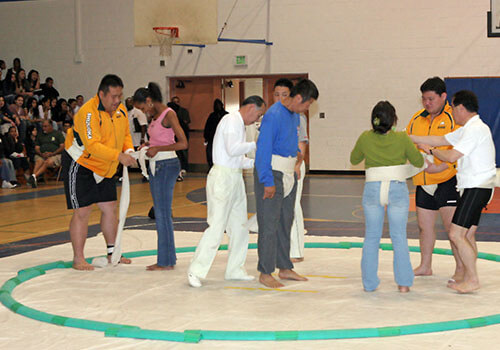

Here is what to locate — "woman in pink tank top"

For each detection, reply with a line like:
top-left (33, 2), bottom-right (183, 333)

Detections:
top-left (133, 82), bottom-right (188, 271)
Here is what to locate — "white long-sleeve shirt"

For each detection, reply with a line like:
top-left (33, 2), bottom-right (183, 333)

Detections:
top-left (212, 110), bottom-right (256, 169)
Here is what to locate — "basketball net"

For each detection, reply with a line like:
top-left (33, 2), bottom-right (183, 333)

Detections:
top-left (153, 27), bottom-right (179, 57)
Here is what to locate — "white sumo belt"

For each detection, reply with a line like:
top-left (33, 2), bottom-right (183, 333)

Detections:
top-left (458, 168), bottom-right (500, 204)
top-left (271, 154), bottom-right (297, 198)
top-left (130, 147), bottom-right (177, 179)
top-left (365, 163), bottom-right (426, 206)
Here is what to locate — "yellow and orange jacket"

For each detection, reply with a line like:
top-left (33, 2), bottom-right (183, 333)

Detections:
top-left (65, 95), bottom-right (134, 178)
top-left (406, 102), bottom-right (459, 186)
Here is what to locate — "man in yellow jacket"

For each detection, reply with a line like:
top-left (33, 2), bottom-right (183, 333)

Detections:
top-left (406, 77), bottom-right (461, 280)
top-left (62, 74), bottom-right (136, 270)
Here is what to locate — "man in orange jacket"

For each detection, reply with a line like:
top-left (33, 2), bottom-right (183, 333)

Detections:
top-left (406, 77), bottom-right (461, 280)
top-left (62, 74), bottom-right (136, 270)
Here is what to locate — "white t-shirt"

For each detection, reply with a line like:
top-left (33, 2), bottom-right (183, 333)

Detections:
top-left (128, 107), bottom-right (148, 147)
top-left (38, 105), bottom-right (51, 120)
top-left (213, 110), bottom-right (256, 169)
top-left (444, 115), bottom-right (496, 189)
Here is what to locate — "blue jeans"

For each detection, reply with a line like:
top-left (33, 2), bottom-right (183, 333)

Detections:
top-left (361, 181), bottom-right (414, 291)
top-left (148, 158), bottom-right (180, 267)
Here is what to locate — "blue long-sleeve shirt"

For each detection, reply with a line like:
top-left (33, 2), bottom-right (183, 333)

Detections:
top-left (255, 101), bottom-right (300, 187)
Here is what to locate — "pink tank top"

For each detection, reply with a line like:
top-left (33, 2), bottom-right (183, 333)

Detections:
top-left (148, 107), bottom-right (176, 147)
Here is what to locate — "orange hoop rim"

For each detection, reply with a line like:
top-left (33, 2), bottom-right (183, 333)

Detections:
top-left (152, 26), bottom-right (179, 37)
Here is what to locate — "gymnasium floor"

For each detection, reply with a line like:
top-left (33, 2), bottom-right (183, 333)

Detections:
top-left (1, 171), bottom-right (500, 348)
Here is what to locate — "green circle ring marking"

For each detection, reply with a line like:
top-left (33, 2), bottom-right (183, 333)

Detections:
top-left (2, 242), bottom-right (500, 343)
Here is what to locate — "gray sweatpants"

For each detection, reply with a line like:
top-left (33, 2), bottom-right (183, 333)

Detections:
top-left (254, 169), bottom-right (297, 274)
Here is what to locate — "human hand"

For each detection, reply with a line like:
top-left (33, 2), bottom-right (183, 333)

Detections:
top-left (263, 186), bottom-right (276, 199)
top-left (418, 143), bottom-right (432, 155)
top-left (295, 164), bottom-right (301, 180)
top-left (118, 152), bottom-right (137, 167)
top-left (146, 147), bottom-right (159, 158)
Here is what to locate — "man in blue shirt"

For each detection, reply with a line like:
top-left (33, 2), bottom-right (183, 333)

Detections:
top-left (255, 79), bottom-right (319, 288)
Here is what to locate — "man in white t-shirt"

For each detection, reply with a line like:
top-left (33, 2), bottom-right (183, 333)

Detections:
top-left (187, 96), bottom-right (266, 288)
top-left (125, 97), bottom-right (148, 148)
top-left (410, 90), bottom-right (496, 293)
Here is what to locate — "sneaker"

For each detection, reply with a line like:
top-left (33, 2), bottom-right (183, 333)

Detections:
top-left (23, 173), bottom-right (30, 181)
top-left (176, 175), bottom-right (184, 182)
top-left (2, 180), bottom-right (16, 189)
top-left (27, 174), bottom-right (37, 188)
top-left (188, 272), bottom-right (202, 288)
top-left (180, 169), bottom-right (187, 177)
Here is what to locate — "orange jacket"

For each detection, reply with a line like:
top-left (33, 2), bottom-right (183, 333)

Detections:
top-left (406, 102), bottom-right (459, 185)
top-left (65, 95), bottom-right (133, 178)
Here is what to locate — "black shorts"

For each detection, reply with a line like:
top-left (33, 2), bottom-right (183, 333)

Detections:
top-left (452, 188), bottom-right (492, 229)
top-left (415, 176), bottom-right (459, 210)
top-left (62, 151), bottom-right (117, 209)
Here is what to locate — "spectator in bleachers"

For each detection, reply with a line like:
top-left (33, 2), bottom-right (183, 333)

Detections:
top-left (62, 120), bottom-right (72, 139)
top-left (4, 126), bottom-right (30, 179)
top-left (2, 72), bottom-right (17, 104)
top-left (25, 124), bottom-right (37, 165)
top-left (40, 77), bottom-right (59, 100)
top-left (125, 96), bottom-right (148, 149)
top-left (0, 60), bottom-right (6, 80)
top-left (52, 98), bottom-right (70, 129)
top-left (6, 58), bottom-right (21, 80)
top-left (38, 96), bottom-right (51, 121)
top-left (26, 97), bottom-right (43, 128)
top-left (0, 136), bottom-right (18, 189)
top-left (27, 70), bottom-right (41, 93)
top-left (15, 69), bottom-right (33, 99)
top-left (75, 94), bottom-right (84, 113)
top-left (8, 95), bottom-right (27, 142)
top-left (0, 96), bottom-right (17, 134)
top-left (27, 119), bottom-right (64, 188)
top-left (67, 98), bottom-right (77, 119)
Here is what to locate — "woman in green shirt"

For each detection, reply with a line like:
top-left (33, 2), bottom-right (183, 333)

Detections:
top-left (351, 101), bottom-right (423, 293)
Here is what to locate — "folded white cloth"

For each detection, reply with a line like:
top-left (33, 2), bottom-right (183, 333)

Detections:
top-left (271, 154), bottom-right (297, 198)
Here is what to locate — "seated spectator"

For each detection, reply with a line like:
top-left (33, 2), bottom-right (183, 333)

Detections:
top-left (26, 97), bottom-right (43, 127)
top-left (27, 119), bottom-right (64, 188)
top-left (8, 95), bottom-right (27, 142)
top-left (40, 77), bottom-right (59, 100)
top-left (0, 96), bottom-right (17, 135)
top-left (67, 98), bottom-right (77, 120)
top-left (75, 94), bottom-right (84, 113)
top-left (0, 136), bottom-right (18, 189)
top-left (25, 124), bottom-right (37, 165)
top-left (2, 72), bottom-right (17, 104)
top-left (62, 120), bottom-right (72, 139)
top-left (6, 58), bottom-right (22, 81)
top-left (52, 98), bottom-right (70, 129)
top-left (0, 69), bottom-right (3, 96)
top-left (4, 126), bottom-right (30, 178)
top-left (0, 60), bottom-right (6, 80)
top-left (15, 69), bottom-right (33, 99)
top-left (38, 96), bottom-right (52, 121)
top-left (27, 69), bottom-right (41, 93)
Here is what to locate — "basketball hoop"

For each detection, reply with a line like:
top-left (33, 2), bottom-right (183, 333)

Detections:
top-left (153, 27), bottom-right (179, 57)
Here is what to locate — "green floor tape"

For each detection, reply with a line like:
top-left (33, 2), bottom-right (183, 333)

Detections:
top-left (1, 242), bottom-right (500, 343)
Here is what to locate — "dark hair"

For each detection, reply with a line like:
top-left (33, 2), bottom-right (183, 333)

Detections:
top-left (98, 74), bottom-right (123, 94)
top-left (40, 96), bottom-right (50, 105)
top-left (76, 94), bottom-right (83, 99)
top-left (26, 97), bottom-right (39, 118)
top-left (274, 78), bottom-right (293, 91)
top-left (27, 69), bottom-right (38, 82)
top-left (45, 77), bottom-right (54, 83)
top-left (290, 79), bottom-right (319, 103)
top-left (133, 82), bottom-right (163, 103)
top-left (371, 101), bottom-right (398, 134)
top-left (420, 77), bottom-right (446, 95)
top-left (242, 95), bottom-right (265, 109)
top-left (166, 102), bottom-right (179, 113)
top-left (213, 98), bottom-right (224, 112)
top-left (68, 98), bottom-right (76, 105)
top-left (452, 90), bottom-right (479, 113)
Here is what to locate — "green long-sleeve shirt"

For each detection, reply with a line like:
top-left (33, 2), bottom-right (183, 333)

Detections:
top-left (350, 130), bottom-right (424, 169)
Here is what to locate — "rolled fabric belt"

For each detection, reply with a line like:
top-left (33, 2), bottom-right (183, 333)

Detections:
top-left (457, 169), bottom-right (500, 204)
top-left (271, 155), bottom-right (297, 198)
top-left (365, 163), bottom-right (426, 206)
top-left (130, 147), bottom-right (177, 179)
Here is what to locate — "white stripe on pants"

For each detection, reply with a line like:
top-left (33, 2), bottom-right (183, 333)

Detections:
top-left (290, 161), bottom-right (306, 258)
top-left (188, 165), bottom-right (250, 279)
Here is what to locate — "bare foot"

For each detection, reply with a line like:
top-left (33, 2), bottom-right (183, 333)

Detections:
top-left (107, 256), bottom-right (132, 264)
top-left (278, 269), bottom-right (308, 281)
top-left (146, 264), bottom-right (175, 271)
top-left (450, 280), bottom-right (480, 294)
top-left (291, 257), bottom-right (304, 263)
top-left (398, 285), bottom-right (410, 293)
top-left (413, 265), bottom-right (432, 276)
top-left (450, 271), bottom-right (465, 284)
top-left (73, 260), bottom-right (95, 271)
top-left (259, 273), bottom-right (284, 288)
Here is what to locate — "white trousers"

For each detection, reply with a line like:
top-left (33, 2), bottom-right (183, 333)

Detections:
top-left (290, 161), bottom-right (306, 258)
top-left (189, 165), bottom-right (250, 279)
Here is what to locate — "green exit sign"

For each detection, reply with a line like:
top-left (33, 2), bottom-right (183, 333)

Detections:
top-left (234, 55), bottom-right (247, 66)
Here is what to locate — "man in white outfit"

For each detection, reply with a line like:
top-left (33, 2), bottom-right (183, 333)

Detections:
top-left (188, 96), bottom-right (266, 288)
